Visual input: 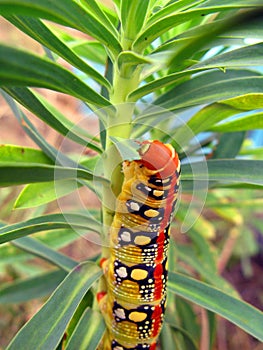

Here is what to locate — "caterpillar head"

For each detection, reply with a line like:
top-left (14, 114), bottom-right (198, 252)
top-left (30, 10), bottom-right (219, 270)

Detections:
top-left (139, 140), bottom-right (180, 178)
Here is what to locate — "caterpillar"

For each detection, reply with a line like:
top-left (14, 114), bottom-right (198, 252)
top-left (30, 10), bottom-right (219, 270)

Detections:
top-left (98, 140), bottom-right (180, 350)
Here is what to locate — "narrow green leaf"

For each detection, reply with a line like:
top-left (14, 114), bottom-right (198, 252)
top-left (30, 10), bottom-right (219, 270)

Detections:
top-left (152, 26), bottom-right (245, 55)
top-left (0, 0), bottom-right (121, 56)
top-left (71, 40), bottom-right (107, 65)
top-left (1, 97), bottom-right (101, 204)
top-left (2, 87), bottom-right (102, 152)
top-left (6, 262), bottom-right (102, 350)
top-left (0, 270), bottom-right (67, 304)
top-left (181, 159), bottom-right (263, 186)
top-left (120, 0), bottom-right (150, 40)
top-left (176, 209), bottom-right (217, 270)
top-left (156, 71), bottom-right (263, 112)
top-left (97, 2), bottom-right (119, 28)
top-left (160, 322), bottom-right (178, 350)
top-left (1, 91), bottom-right (77, 163)
top-left (0, 45), bottom-right (110, 107)
top-left (0, 163), bottom-right (107, 187)
top-left (173, 103), bottom-right (243, 148)
top-left (168, 272), bottom-right (263, 341)
top-left (210, 112), bottom-right (263, 132)
top-left (177, 246), bottom-right (238, 297)
top-left (133, 4), bottom-right (263, 52)
top-left (79, 0), bottom-right (118, 37)
top-left (222, 93), bottom-right (263, 110)
top-left (0, 229), bottom-right (79, 267)
top-left (129, 44), bottom-right (263, 101)
top-left (167, 8), bottom-right (263, 71)
top-left (14, 180), bottom-right (81, 209)
top-left (14, 156), bottom-right (100, 209)
top-left (193, 43), bottom-right (263, 70)
top-left (206, 198), bottom-right (263, 209)
top-left (198, 0), bottom-right (262, 7)
top-left (212, 132), bottom-right (245, 158)
top-left (65, 309), bottom-right (105, 350)
top-left (174, 298), bottom-right (201, 345)
top-left (0, 213), bottom-right (101, 244)
top-left (13, 236), bottom-right (78, 271)
top-left (64, 292), bottom-right (94, 348)
top-left (164, 316), bottom-right (199, 350)
top-left (5, 16), bottom-right (111, 89)
top-left (147, 0), bottom-right (206, 26)
top-left (0, 145), bottom-right (53, 164)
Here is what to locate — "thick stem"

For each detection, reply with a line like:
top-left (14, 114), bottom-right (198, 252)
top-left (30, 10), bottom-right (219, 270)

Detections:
top-left (100, 63), bottom-right (140, 257)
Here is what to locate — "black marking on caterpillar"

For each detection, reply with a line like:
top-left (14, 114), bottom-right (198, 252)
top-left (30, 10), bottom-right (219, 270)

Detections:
top-left (98, 141), bottom-right (180, 350)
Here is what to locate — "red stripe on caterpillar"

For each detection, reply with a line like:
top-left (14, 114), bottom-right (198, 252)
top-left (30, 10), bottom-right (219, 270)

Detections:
top-left (98, 140), bottom-right (180, 350)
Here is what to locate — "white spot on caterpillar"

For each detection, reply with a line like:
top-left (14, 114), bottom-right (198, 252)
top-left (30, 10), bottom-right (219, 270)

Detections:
top-left (116, 267), bottom-right (128, 278)
top-left (114, 308), bottom-right (126, 319)
top-left (121, 231), bottom-right (131, 242)
top-left (128, 201), bottom-right (140, 211)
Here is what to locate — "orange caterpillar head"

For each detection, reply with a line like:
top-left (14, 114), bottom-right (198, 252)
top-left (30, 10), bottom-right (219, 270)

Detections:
top-left (139, 140), bottom-right (180, 178)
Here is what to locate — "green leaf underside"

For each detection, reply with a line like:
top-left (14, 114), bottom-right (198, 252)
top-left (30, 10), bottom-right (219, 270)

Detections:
top-left (6, 262), bottom-right (102, 350)
top-left (168, 272), bottom-right (263, 342)
top-left (181, 159), bottom-right (263, 186)
top-left (161, 76), bottom-right (263, 121)
top-left (5, 15), bottom-right (111, 89)
top-left (0, 270), bottom-right (67, 304)
top-left (0, 45), bottom-right (110, 107)
top-left (0, 213), bottom-right (101, 244)
top-left (133, 71), bottom-right (263, 125)
top-left (136, 41), bottom-right (263, 101)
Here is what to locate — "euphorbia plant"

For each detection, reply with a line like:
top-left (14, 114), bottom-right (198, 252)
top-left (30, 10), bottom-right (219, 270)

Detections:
top-left (0, 1), bottom-right (263, 349)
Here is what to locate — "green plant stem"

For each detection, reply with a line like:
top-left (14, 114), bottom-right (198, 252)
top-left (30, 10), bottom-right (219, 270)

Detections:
top-left (100, 63), bottom-right (141, 258)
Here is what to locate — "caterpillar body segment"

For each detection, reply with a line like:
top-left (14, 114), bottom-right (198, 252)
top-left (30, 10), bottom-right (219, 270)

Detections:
top-left (98, 140), bottom-right (180, 350)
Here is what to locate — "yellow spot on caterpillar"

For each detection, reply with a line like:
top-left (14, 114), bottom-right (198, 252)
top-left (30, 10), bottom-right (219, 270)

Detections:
top-left (134, 235), bottom-right (151, 245)
top-left (131, 269), bottom-right (148, 280)
top-left (144, 209), bottom-right (159, 218)
top-left (153, 190), bottom-right (164, 197)
top-left (129, 311), bottom-right (147, 322)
